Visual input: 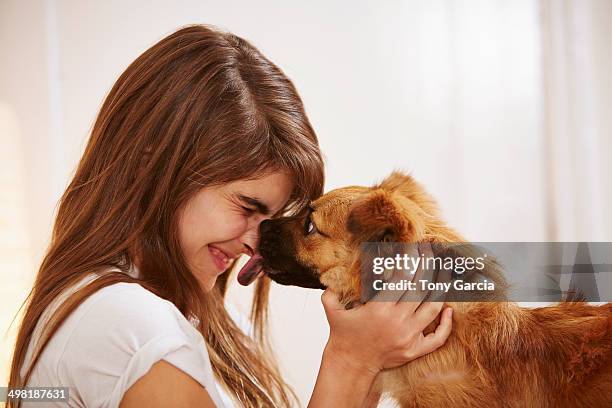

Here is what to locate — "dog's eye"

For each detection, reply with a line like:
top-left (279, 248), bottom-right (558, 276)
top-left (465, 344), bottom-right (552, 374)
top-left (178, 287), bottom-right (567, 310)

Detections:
top-left (304, 217), bottom-right (317, 235)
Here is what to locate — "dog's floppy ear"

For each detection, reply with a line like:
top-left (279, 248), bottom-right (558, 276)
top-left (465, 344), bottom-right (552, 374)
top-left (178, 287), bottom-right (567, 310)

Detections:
top-left (378, 170), bottom-right (416, 192)
top-left (347, 189), bottom-right (425, 242)
top-left (376, 170), bottom-right (441, 218)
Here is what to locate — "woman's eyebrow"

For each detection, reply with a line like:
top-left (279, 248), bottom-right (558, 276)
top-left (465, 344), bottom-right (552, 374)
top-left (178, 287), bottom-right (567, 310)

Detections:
top-left (237, 194), bottom-right (271, 215)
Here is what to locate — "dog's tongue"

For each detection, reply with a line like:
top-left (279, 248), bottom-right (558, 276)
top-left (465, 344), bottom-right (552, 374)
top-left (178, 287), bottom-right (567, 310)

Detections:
top-left (237, 254), bottom-right (264, 286)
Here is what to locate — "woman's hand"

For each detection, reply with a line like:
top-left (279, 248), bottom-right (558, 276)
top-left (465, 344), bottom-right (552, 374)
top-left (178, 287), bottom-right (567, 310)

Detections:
top-left (308, 242), bottom-right (453, 408)
top-left (322, 242), bottom-right (453, 374)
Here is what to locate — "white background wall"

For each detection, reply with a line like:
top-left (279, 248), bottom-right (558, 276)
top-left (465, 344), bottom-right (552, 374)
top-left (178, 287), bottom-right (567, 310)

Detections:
top-left (1, 0), bottom-right (611, 405)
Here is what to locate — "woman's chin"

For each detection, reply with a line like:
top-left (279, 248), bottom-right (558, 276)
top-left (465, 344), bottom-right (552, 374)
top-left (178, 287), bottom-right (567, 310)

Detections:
top-left (189, 260), bottom-right (221, 292)
top-left (195, 271), bottom-right (218, 292)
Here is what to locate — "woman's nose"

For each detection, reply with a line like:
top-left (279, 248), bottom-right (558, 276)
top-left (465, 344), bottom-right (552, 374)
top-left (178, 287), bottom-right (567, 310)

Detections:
top-left (241, 218), bottom-right (266, 254)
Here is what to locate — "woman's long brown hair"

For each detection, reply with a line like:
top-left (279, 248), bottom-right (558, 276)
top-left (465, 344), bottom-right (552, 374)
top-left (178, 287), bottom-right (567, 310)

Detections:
top-left (7, 24), bottom-right (324, 407)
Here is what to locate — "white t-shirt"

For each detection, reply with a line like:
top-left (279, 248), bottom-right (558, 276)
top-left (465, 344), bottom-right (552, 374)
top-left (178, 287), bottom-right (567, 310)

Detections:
top-left (20, 265), bottom-right (230, 407)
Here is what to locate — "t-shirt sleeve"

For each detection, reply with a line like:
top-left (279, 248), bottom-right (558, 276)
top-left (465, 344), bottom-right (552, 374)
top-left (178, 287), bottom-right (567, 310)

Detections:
top-left (55, 283), bottom-right (224, 408)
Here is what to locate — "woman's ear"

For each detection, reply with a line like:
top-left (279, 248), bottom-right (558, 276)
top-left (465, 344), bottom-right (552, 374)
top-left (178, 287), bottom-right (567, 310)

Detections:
top-left (134, 147), bottom-right (153, 181)
top-left (130, 147), bottom-right (153, 186)
top-left (346, 189), bottom-right (425, 243)
top-left (139, 147), bottom-right (153, 171)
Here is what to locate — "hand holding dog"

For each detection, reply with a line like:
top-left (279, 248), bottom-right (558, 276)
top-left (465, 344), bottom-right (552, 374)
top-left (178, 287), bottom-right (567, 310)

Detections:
top-left (308, 243), bottom-right (453, 407)
top-left (322, 242), bottom-right (453, 374)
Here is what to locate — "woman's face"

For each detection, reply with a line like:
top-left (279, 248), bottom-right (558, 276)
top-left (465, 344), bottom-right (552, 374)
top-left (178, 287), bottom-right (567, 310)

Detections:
top-left (177, 170), bottom-right (294, 291)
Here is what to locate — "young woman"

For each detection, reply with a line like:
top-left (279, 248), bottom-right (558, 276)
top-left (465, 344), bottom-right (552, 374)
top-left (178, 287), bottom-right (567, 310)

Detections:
top-left (8, 25), bottom-right (452, 407)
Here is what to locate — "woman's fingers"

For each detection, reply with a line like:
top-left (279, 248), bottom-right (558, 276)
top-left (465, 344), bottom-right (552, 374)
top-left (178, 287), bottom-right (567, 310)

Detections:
top-left (429, 260), bottom-right (452, 302)
top-left (406, 307), bottom-right (453, 360)
top-left (413, 300), bottom-right (446, 331)
top-left (398, 242), bottom-right (435, 308)
top-left (371, 244), bottom-right (420, 303)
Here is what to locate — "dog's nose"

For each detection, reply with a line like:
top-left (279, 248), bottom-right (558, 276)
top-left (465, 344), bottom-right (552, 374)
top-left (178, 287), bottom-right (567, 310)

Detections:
top-left (260, 219), bottom-right (273, 235)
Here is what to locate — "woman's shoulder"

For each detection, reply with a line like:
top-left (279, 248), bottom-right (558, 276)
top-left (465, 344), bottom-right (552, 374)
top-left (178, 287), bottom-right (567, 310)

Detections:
top-left (75, 276), bottom-right (197, 337)
top-left (40, 271), bottom-right (201, 346)
top-left (55, 273), bottom-right (207, 364)
top-left (24, 271), bottom-right (223, 407)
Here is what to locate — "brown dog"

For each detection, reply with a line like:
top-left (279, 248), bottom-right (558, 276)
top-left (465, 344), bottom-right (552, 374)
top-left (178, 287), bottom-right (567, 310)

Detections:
top-left (257, 171), bottom-right (612, 407)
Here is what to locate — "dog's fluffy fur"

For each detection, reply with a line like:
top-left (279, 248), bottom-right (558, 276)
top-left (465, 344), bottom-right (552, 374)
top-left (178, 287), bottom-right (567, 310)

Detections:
top-left (259, 171), bottom-right (612, 407)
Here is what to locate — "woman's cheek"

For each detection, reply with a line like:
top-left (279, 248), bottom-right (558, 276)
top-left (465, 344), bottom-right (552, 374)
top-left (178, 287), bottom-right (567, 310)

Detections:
top-left (225, 213), bottom-right (249, 237)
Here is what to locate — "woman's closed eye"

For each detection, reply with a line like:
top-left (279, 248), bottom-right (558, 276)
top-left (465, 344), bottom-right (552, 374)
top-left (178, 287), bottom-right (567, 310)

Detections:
top-left (241, 206), bottom-right (257, 216)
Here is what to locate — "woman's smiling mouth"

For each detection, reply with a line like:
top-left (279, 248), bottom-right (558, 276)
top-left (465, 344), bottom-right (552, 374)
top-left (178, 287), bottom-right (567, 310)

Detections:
top-left (208, 245), bottom-right (234, 272)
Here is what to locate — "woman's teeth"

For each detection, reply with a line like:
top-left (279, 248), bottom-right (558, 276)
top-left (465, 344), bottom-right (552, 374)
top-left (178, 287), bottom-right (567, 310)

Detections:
top-left (210, 246), bottom-right (230, 265)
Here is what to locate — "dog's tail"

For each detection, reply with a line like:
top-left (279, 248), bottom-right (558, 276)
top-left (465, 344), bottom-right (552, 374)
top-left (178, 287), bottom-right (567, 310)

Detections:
top-left (562, 286), bottom-right (588, 302)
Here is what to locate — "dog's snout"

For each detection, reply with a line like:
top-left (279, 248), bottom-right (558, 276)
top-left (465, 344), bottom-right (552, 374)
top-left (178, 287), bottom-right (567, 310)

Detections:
top-left (260, 219), bottom-right (273, 235)
top-left (259, 219), bottom-right (284, 258)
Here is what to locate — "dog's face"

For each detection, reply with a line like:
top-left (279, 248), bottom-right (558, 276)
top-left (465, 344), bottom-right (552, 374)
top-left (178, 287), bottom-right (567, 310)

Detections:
top-left (259, 171), bottom-right (466, 304)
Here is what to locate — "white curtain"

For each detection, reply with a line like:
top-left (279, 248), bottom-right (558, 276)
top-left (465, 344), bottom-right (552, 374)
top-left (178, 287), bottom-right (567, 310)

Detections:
top-left (0, 102), bottom-right (34, 384)
top-left (541, 0), bottom-right (612, 242)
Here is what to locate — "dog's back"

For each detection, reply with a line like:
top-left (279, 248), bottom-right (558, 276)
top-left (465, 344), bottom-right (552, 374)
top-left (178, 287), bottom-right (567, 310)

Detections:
top-left (383, 301), bottom-right (612, 407)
